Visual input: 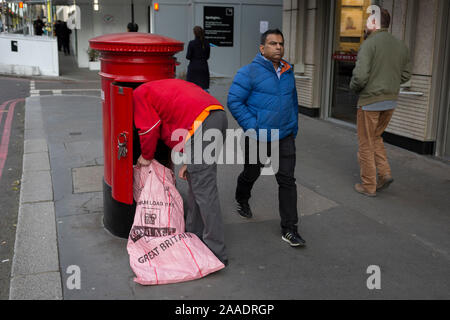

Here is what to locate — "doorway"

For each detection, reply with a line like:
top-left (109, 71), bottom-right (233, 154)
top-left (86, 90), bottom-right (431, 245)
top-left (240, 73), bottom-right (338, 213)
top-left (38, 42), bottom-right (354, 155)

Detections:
top-left (329, 0), bottom-right (372, 124)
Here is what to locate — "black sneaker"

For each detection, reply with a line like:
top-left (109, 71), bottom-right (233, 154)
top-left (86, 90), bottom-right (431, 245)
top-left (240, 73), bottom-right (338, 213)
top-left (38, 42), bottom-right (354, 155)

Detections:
top-left (236, 200), bottom-right (253, 219)
top-left (282, 231), bottom-right (306, 247)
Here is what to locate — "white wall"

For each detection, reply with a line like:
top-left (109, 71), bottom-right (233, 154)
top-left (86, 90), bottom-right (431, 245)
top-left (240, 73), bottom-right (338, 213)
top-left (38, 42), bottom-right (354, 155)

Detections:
top-left (0, 34), bottom-right (59, 76)
top-left (152, 1), bottom-right (191, 77)
top-left (77, 3), bottom-right (94, 68)
top-left (155, 0), bottom-right (283, 77)
top-left (240, 4), bottom-right (283, 66)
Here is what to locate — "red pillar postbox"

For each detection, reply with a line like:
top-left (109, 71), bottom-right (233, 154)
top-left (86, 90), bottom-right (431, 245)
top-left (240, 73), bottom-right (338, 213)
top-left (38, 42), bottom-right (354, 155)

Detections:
top-left (89, 33), bottom-right (184, 238)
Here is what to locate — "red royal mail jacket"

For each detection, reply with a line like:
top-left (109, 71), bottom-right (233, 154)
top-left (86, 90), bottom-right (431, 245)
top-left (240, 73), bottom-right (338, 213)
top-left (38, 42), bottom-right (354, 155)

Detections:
top-left (133, 79), bottom-right (224, 160)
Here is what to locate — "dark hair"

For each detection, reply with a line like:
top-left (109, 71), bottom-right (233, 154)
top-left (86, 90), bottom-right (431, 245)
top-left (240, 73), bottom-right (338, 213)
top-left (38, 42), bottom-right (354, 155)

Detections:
top-left (260, 29), bottom-right (284, 45)
top-left (193, 26), bottom-right (206, 49)
top-left (381, 9), bottom-right (391, 28)
top-left (127, 22), bottom-right (139, 32)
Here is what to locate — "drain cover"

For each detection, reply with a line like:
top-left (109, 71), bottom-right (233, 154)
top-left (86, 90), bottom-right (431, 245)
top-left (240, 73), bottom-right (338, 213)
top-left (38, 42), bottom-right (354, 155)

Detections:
top-left (72, 166), bottom-right (103, 193)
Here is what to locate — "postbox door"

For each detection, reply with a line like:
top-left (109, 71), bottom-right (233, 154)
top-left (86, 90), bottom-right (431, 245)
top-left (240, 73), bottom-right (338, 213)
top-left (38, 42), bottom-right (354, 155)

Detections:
top-left (111, 84), bottom-right (134, 205)
top-left (101, 76), bottom-right (114, 187)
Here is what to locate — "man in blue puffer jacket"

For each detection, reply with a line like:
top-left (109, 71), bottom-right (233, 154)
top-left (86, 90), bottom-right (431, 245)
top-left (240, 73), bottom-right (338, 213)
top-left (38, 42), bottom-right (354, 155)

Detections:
top-left (227, 29), bottom-right (306, 247)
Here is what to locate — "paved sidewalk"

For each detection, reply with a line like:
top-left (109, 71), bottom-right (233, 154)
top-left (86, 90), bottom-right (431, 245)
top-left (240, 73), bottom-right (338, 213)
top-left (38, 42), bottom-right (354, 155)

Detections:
top-left (9, 77), bottom-right (450, 300)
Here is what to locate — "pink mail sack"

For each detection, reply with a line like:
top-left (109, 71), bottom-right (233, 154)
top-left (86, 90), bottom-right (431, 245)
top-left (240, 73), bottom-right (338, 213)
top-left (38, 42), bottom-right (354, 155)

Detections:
top-left (131, 159), bottom-right (185, 237)
top-left (127, 160), bottom-right (224, 285)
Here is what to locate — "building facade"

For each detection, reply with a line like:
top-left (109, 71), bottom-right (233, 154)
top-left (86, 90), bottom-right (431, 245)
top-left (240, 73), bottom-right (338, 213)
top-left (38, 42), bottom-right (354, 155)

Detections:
top-left (283, 0), bottom-right (450, 159)
top-left (66, 0), bottom-right (282, 78)
top-left (1, 0), bottom-right (283, 78)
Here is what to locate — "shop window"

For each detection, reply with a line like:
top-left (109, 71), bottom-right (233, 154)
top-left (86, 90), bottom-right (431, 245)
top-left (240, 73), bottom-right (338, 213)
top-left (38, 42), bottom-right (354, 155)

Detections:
top-left (330, 0), bottom-right (372, 123)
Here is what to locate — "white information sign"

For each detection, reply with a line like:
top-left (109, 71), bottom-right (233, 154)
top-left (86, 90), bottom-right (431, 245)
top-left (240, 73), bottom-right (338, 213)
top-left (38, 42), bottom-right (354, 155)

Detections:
top-left (260, 21), bottom-right (269, 34)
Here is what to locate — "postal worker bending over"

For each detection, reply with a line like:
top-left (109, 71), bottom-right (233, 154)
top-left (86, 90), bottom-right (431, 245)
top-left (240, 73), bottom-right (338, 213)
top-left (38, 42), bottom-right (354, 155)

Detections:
top-left (133, 79), bottom-right (228, 265)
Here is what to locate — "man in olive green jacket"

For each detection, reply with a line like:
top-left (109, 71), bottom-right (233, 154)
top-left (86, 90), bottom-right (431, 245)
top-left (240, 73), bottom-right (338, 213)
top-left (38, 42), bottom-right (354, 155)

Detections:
top-left (350, 8), bottom-right (411, 197)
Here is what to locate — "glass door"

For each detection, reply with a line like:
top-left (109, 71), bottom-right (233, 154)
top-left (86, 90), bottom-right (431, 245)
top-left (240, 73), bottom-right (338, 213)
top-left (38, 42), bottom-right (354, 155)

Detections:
top-left (330, 0), bottom-right (372, 123)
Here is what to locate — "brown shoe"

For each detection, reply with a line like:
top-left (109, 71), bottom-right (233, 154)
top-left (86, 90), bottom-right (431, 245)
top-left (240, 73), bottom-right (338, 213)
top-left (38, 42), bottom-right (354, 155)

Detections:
top-left (354, 183), bottom-right (376, 197)
top-left (377, 175), bottom-right (394, 191)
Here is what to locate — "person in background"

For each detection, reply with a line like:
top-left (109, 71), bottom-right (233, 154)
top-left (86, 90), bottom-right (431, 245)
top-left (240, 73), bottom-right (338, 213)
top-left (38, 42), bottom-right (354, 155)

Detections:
top-left (350, 8), bottom-right (411, 197)
top-left (127, 22), bottom-right (139, 32)
top-left (186, 26), bottom-right (211, 92)
top-left (61, 21), bottom-right (72, 56)
top-left (54, 20), bottom-right (63, 52)
top-left (33, 16), bottom-right (44, 36)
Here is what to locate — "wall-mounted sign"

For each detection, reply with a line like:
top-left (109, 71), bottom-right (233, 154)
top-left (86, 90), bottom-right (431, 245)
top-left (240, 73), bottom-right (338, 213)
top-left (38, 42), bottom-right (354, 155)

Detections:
top-left (103, 14), bottom-right (114, 24)
top-left (332, 53), bottom-right (357, 62)
top-left (11, 40), bottom-right (18, 52)
top-left (260, 21), bottom-right (269, 34)
top-left (204, 6), bottom-right (234, 47)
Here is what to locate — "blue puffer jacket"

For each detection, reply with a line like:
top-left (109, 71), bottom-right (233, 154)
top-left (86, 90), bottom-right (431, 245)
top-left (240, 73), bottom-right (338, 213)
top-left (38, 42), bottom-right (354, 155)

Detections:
top-left (227, 53), bottom-right (299, 141)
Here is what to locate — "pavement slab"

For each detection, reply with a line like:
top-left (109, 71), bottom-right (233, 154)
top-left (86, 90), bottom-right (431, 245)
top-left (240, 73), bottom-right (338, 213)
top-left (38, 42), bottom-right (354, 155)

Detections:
top-left (9, 272), bottom-right (63, 300)
top-left (23, 152), bottom-right (50, 172)
top-left (24, 139), bottom-right (48, 154)
top-left (20, 167), bottom-right (53, 204)
top-left (24, 128), bottom-right (46, 140)
top-left (11, 202), bottom-right (59, 277)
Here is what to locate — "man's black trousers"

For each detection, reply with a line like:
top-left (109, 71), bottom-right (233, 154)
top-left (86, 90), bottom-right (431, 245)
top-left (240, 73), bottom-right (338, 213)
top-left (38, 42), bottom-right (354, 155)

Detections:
top-left (235, 134), bottom-right (299, 233)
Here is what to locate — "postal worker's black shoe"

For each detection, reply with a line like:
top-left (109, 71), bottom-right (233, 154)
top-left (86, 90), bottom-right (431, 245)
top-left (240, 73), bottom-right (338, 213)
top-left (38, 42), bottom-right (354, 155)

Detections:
top-left (236, 200), bottom-right (253, 219)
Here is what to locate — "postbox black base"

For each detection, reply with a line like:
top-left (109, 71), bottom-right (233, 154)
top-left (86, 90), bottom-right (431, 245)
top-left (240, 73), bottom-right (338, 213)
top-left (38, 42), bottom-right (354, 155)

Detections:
top-left (103, 180), bottom-right (136, 239)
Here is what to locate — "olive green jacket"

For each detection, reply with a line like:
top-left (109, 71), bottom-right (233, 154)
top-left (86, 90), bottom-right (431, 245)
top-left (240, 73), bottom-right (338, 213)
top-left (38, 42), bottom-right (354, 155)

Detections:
top-left (350, 29), bottom-right (412, 107)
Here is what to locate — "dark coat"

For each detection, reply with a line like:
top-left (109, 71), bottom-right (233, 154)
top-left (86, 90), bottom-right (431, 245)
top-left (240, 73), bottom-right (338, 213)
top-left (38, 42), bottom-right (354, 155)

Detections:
top-left (54, 21), bottom-right (63, 39)
top-left (186, 38), bottom-right (210, 89)
top-left (33, 19), bottom-right (44, 36)
top-left (61, 22), bottom-right (72, 43)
